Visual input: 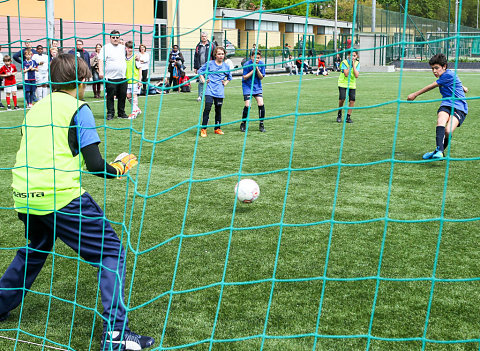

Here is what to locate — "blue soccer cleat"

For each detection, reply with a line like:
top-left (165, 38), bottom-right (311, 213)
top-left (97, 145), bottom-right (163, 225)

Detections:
top-left (432, 150), bottom-right (445, 160)
top-left (422, 147), bottom-right (443, 160)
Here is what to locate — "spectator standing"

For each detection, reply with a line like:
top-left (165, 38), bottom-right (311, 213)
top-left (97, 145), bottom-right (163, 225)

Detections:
top-left (333, 53), bottom-right (342, 71)
top-left (194, 31), bottom-right (216, 102)
top-left (68, 39), bottom-right (91, 69)
top-left (51, 40), bottom-right (63, 53)
top-left (0, 45), bottom-right (4, 108)
top-left (13, 39), bottom-right (37, 65)
top-left (125, 40), bottom-right (142, 119)
top-left (90, 43), bottom-right (103, 98)
top-left (32, 45), bottom-right (49, 100)
top-left (168, 45), bottom-right (184, 92)
top-left (250, 43), bottom-right (257, 56)
top-left (23, 49), bottom-right (38, 108)
top-left (0, 55), bottom-right (19, 110)
top-left (345, 36), bottom-right (352, 50)
top-left (98, 30), bottom-right (128, 120)
top-left (138, 44), bottom-right (150, 95)
top-left (282, 43), bottom-right (291, 60)
top-left (50, 47), bottom-right (58, 59)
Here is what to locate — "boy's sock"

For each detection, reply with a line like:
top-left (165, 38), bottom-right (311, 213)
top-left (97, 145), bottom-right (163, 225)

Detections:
top-left (42, 87), bottom-right (48, 99)
top-left (13, 95), bottom-right (17, 107)
top-left (133, 96), bottom-right (139, 110)
top-left (6, 96), bottom-right (10, 106)
top-left (436, 126), bottom-right (446, 152)
top-left (443, 134), bottom-right (450, 151)
top-left (258, 105), bottom-right (265, 122)
top-left (337, 110), bottom-right (342, 119)
top-left (242, 106), bottom-right (249, 120)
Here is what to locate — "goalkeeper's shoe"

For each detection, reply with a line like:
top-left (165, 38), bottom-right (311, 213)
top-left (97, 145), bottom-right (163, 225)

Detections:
top-left (423, 147), bottom-right (444, 160)
top-left (200, 128), bottom-right (207, 138)
top-left (100, 330), bottom-right (155, 351)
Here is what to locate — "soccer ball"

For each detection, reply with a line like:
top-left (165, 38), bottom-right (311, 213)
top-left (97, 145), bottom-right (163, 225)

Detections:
top-left (235, 179), bottom-right (260, 203)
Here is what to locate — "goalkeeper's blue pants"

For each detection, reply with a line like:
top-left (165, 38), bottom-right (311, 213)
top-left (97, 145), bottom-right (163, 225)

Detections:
top-left (0, 192), bottom-right (128, 332)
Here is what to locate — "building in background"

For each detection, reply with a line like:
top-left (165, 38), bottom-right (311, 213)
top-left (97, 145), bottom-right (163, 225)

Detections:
top-left (0, 0), bottom-right (352, 67)
top-left (0, 0), bottom-right (154, 54)
top-left (214, 7), bottom-right (352, 51)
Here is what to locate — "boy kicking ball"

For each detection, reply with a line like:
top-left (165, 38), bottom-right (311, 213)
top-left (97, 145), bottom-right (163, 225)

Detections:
top-left (407, 53), bottom-right (468, 160)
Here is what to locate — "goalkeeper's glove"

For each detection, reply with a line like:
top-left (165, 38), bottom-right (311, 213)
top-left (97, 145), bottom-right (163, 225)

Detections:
top-left (110, 152), bottom-right (138, 178)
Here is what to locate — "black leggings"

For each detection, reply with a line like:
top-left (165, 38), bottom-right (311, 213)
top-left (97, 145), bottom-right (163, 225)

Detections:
top-left (202, 96), bottom-right (223, 129)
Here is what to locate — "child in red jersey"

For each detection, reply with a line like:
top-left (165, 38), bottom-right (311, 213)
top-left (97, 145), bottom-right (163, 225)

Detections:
top-left (0, 55), bottom-right (19, 110)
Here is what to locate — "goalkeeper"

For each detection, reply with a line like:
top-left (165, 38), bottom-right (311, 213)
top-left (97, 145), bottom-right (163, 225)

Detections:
top-left (1, 54), bottom-right (154, 350)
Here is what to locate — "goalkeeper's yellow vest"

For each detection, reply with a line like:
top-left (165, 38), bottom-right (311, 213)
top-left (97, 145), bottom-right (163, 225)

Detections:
top-left (126, 55), bottom-right (140, 84)
top-left (337, 59), bottom-right (359, 89)
top-left (12, 92), bottom-right (87, 214)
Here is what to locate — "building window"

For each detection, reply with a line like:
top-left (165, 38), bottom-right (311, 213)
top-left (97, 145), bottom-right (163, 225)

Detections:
top-left (155, 0), bottom-right (167, 20)
top-left (245, 20), bottom-right (279, 31)
top-left (317, 26), bottom-right (334, 35)
top-left (286, 23), bottom-right (313, 33)
top-left (222, 19), bottom-right (236, 29)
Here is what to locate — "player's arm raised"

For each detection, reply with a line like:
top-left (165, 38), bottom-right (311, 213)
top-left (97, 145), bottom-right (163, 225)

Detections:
top-left (407, 81), bottom-right (438, 101)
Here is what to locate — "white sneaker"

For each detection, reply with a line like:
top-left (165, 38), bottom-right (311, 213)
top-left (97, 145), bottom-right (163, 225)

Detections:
top-left (100, 330), bottom-right (155, 350)
top-left (197, 96), bottom-right (201, 102)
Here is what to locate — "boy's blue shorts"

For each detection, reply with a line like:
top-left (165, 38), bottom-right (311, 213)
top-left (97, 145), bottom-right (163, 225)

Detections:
top-left (24, 80), bottom-right (36, 92)
top-left (438, 105), bottom-right (467, 127)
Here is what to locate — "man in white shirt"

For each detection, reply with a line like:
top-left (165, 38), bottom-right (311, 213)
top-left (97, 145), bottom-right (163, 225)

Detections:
top-left (98, 30), bottom-right (127, 120)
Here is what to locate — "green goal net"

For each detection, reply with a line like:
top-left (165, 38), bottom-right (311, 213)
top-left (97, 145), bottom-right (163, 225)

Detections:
top-left (0, 0), bottom-right (480, 350)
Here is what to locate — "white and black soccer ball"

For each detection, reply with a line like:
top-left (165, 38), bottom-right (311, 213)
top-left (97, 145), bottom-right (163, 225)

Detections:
top-left (235, 179), bottom-right (260, 203)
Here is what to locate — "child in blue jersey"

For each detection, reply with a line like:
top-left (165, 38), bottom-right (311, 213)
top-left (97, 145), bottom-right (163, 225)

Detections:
top-left (22, 49), bottom-right (38, 108)
top-left (241, 50), bottom-right (266, 132)
top-left (408, 53), bottom-right (468, 160)
top-left (198, 46), bottom-right (232, 137)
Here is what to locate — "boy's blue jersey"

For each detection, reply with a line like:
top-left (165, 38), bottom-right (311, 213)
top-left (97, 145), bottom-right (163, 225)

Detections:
top-left (198, 60), bottom-right (232, 98)
top-left (23, 59), bottom-right (38, 80)
top-left (74, 105), bottom-right (101, 153)
top-left (436, 69), bottom-right (468, 114)
top-left (242, 59), bottom-right (266, 95)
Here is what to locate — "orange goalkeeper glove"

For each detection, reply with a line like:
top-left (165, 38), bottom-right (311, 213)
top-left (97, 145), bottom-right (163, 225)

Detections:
top-left (110, 152), bottom-right (138, 178)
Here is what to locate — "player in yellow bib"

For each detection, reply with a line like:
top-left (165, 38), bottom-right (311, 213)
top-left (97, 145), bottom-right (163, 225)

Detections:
top-left (337, 51), bottom-right (360, 124)
top-left (2, 54), bottom-right (154, 350)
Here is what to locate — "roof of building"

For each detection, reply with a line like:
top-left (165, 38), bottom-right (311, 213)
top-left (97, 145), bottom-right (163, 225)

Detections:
top-left (216, 7), bottom-right (352, 29)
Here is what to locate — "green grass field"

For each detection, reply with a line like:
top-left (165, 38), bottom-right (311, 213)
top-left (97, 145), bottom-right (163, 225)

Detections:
top-left (0, 71), bottom-right (479, 350)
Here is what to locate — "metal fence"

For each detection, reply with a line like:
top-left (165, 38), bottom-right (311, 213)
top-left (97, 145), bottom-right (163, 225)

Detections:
top-left (356, 4), bottom-right (480, 62)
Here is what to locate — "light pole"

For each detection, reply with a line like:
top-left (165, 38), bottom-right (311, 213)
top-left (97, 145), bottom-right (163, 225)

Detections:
top-left (46, 0), bottom-right (55, 42)
top-left (477, 0), bottom-right (479, 28)
top-left (334, 0), bottom-right (338, 51)
top-left (372, 0), bottom-right (376, 33)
